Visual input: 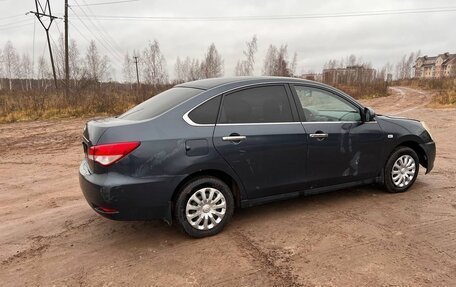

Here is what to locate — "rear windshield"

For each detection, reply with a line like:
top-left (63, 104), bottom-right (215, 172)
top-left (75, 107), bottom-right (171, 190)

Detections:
top-left (119, 87), bottom-right (203, 121)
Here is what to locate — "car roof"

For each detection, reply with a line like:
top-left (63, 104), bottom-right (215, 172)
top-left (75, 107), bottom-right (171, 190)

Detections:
top-left (176, 76), bottom-right (316, 90)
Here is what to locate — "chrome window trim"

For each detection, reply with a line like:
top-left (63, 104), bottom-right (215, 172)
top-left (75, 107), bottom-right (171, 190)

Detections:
top-left (182, 112), bottom-right (215, 127)
top-left (182, 81), bottom-right (294, 127)
top-left (181, 120), bottom-right (378, 127)
top-left (216, 122), bottom-right (301, 126)
top-left (301, 121), bottom-right (358, 124)
top-left (302, 121), bottom-right (378, 124)
top-left (181, 81), bottom-right (372, 127)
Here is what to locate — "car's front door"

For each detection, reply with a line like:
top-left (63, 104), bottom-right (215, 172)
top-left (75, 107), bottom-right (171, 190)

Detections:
top-left (213, 85), bottom-right (308, 199)
top-left (291, 85), bottom-right (384, 189)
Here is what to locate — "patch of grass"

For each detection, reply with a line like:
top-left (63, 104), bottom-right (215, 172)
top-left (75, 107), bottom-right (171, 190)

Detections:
top-left (429, 89), bottom-right (456, 107)
top-left (395, 78), bottom-right (456, 107)
top-left (331, 82), bottom-right (389, 99)
top-left (0, 83), bottom-right (172, 124)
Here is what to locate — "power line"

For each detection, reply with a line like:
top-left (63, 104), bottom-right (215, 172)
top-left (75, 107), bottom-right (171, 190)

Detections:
top-left (74, 6), bottom-right (456, 22)
top-left (0, 22), bottom-right (33, 31)
top-left (77, 0), bottom-right (125, 58)
top-left (0, 21), bottom-right (33, 30)
top-left (69, 21), bottom-right (92, 44)
top-left (71, 0), bottom-right (139, 7)
top-left (0, 13), bottom-right (25, 21)
top-left (70, 8), bottom-right (124, 67)
top-left (0, 18), bottom-right (32, 27)
top-left (69, 6), bottom-right (124, 67)
top-left (55, 18), bottom-right (62, 35)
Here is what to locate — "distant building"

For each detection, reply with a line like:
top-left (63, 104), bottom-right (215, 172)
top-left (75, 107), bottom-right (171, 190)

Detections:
top-left (300, 73), bottom-right (322, 82)
top-left (414, 52), bottom-right (456, 78)
top-left (322, 65), bottom-right (377, 85)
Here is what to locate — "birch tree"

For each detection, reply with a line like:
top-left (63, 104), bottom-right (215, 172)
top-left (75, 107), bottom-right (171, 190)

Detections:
top-left (3, 41), bottom-right (19, 90)
top-left (235, 35), bottom-right (258, 76)
top-left (84, 40), bottom-right (110, 82)
top-left (122, 51), bottom-right (134, 88)
top-left (142, 40), bottom-right (168, 86)
top-left (201, 43), bottom-right (223, 78)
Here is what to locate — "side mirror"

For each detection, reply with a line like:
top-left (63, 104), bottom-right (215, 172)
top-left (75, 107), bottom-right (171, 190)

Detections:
top-left (363, 107), bottom-right (376, 122)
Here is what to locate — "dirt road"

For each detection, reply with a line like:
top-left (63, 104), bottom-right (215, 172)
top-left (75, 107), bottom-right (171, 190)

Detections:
top-left (0, 86), bottom-right (455, 286)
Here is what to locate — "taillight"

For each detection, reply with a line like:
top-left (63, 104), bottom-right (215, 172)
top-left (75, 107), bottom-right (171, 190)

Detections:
top-left (88, 141), bottom-right (140, 166)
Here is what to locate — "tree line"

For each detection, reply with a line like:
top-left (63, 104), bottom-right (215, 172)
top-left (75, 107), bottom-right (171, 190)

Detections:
top-left (0, 34), bottom-right (303, 91)
top-left (322, 51), bottom-right (421, 81)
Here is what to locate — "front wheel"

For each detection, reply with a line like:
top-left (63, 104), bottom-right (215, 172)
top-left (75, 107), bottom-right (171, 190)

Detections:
top-left (175, 176), bottom-right (234, 238)
top-left (384, 147), bottom-right (419, 193)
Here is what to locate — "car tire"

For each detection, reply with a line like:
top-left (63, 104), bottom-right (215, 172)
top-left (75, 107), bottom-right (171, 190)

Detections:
top-left (175, 176), bottom-right (234, 238)
top-left (384, 146), bottom-right (420, 193)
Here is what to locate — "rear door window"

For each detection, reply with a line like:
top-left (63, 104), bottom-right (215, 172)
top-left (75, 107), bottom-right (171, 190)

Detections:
top-left (120, 87), bottom-right (202, 121)
top-left (219, 85), bottom-right (293, 124)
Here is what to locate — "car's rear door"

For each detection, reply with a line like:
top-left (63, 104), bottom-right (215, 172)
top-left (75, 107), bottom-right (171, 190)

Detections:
top-left (213, 84), bottom-right (308, 199)
top-left (290, 85), bottom-right (384, 189)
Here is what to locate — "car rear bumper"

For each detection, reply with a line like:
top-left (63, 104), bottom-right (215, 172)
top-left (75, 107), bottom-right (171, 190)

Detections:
top-left (420, 141), bottom-right (436, 174)
top-left (79, 160), bottom-right (184, 223)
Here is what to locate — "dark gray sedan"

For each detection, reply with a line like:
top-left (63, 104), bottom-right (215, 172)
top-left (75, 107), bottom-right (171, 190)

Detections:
top-left (79, 77), bottom-right (436, 237)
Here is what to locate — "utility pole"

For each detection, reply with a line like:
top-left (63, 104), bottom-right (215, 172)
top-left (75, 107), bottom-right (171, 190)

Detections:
top-left (133, 56), bottom-right (140, 97)
top-left (29, 0), bottom-right (59, 89)
top-left (64, 0), bottom-right (69, 99)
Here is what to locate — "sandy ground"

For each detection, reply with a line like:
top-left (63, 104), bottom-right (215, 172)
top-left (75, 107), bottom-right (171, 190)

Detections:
top-left (0, 86), bottom-right (455, 286)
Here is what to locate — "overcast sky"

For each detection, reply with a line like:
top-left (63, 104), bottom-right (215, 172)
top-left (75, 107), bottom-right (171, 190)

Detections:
top-left (1, 0), bottom-right (455, 81)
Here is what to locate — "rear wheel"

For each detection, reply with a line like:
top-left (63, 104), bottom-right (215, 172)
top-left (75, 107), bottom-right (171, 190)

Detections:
top-left (175, 176), bottom-right (234, 238)
top-left (384, 147), bottom-right (419, 193)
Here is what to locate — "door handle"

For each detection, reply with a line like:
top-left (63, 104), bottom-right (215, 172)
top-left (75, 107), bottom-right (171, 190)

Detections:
top-left (222, 135), bottom-right (247, 142)
top-left (309, 133), bottom-right (328, 141)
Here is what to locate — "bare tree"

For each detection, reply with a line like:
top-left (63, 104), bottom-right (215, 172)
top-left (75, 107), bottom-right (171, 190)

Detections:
top-left (174, 56), bottom-right (187, 83)
top-left (347, 54), bottom-right (357, 66)
top-left (263, 44), bottom-right (292, 76)
top-left (189, 58), bottom-right (202, 81)
top-left (142, 40), bottom-right (168, 86)
top-left (234, 61), bottom-right (243, 77)
top-left (201, 43), bottom-right (223, 78)
top-left (37, 55), bottom-right (50, 89)
top-left (21, 53), bottom-right (33, 90)
top-left (3, 41), bottom-right (19, 90)
top-left (324, 59), bottom-right (337, 69)
top-left (338, 57), bottom-right (345, 68)
top-left (276, 45), bottom-right (290, 76)
top-left (174, 56), bottom-right (182, 82)
top-left (0, 47), bottom-right (3, 90)
top-left (263, 45), bottom-right (278, 75)
top-left (405, 52), bottom-right (415, 78)
top-left (54, 34), bottom-right (83, 86)
top-left (84, 40), bottom-right (110, 83)
top-left (235, 35), bottom-right (258, 76)
top-left (122, 51), bottom-right (134, 88)
top-left (395, 51), bottom-right (421, 80)
top-left (55, 33), bottom-right (65, 80)
top-left (69, 39), bottom-right (83, 87)
top-left (290, 52), bottom-right (298, 76)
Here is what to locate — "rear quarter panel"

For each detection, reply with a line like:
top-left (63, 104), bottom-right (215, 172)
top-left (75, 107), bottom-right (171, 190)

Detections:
top-left (96, 99), bottom-right (247, 202)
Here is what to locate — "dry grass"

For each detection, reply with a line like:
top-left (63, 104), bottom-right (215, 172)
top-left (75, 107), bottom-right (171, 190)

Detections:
top-left (0, 80), bottom-right (392, 123)
top-left (0, 83), bottom-right (172, 123)
top-left (331, 81), bottom-right (389, 99)
top-left (430, 89), bottom-right (456, 107)
top-left (396, 78), bottom-right (456, 107)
